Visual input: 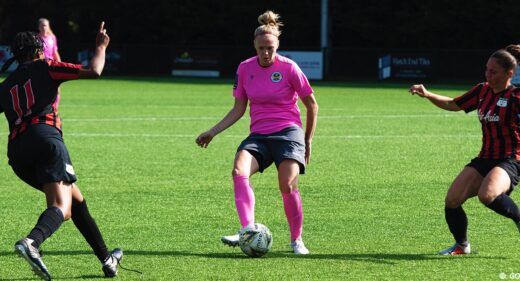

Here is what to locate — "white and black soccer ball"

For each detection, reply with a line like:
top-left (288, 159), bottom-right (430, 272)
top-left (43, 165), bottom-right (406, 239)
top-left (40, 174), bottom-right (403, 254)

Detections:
top-left (239, 223), bottom-right (273, 258)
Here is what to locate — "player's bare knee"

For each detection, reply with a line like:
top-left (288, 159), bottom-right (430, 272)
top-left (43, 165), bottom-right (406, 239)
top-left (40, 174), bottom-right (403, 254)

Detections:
top-left (55, 206), bottom-right (71, 220)
top-left (232, 168), bottom-right (246, 177)
top-left (279, 181), bottom-right (295, 194)
top-left (444, 195), bottom-right (463, 208)
top-left (477, 191), bottom-right (496, 205)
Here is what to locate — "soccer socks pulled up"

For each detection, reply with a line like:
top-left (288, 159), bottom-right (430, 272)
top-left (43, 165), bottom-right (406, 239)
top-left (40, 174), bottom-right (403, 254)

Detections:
top-left (233, 175), bottom-right (255, 228)
top-left (486, 193), bottom-right (520, 223)
top-left (27, 207), bottom-right (64, 249)
top-left (444, 206), bottom-right (468, 245)
top-left (282, 189), bottom-right (303, 241)
top-left (71, 200), bottom-right (110, 262)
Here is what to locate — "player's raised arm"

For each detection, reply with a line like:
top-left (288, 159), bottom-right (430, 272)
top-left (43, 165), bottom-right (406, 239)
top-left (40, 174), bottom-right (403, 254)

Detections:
top-left (409, 84), bottom-right (461, 111)
top-left (78, 21), bottom-right (110, 79)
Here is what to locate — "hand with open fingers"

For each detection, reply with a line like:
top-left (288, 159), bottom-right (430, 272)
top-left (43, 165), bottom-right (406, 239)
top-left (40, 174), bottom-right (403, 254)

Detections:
top-left (409, 84), bottom-right (429, 98)
top-left (96, 21), bottom-right (110, 48)
top-left (195, 131), bottom-right (214, 148)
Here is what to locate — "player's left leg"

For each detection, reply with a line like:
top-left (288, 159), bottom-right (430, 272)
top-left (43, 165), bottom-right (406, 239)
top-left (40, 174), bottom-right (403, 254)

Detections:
top-left (70, 184), bottom-right (122, 277)
top-left (278, 160), bottom-right (308, 255)
top-left (479, 166), bottom-right (520, 229)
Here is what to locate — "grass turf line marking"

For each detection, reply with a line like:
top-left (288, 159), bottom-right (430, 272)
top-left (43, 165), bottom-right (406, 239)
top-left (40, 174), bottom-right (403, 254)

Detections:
top-left (61, 114), bottom-right (473, 122)
top-left (56, 132), bottom-right (480, 139)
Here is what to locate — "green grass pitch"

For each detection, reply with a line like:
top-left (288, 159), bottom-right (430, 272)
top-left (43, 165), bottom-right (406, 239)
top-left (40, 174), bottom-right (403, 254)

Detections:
top-left (0, 77), bottom-right (518, 280)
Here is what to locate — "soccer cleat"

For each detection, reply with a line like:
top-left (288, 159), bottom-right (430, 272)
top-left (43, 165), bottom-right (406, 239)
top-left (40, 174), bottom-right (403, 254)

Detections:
top-left (438, 242), bottom-right (471, 255)
top-left (290, 239), bottom-right (310, 255)
top-left (221, 233), bottom-right (240, 247)
top-left (14, 238), bottom-right (51, 281)
top-left (102, 248), bottom-right (123, 277)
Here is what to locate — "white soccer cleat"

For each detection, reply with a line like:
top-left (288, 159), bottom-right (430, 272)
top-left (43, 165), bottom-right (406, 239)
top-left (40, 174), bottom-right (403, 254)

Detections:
top-left (102, 248), bottom-right (123, 277)
top-left (438, 242), bottom-right (471, 255)
top-left (290, 239), bottom-right (309, 255)
top-left (221, 233), bottom-right (240, 247)
top-left (14, 238), bottom-right (51, 281)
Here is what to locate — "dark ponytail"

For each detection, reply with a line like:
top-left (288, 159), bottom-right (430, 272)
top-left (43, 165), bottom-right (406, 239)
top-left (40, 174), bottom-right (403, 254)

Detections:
top-left (491, 44), bottom-right (520, 72)
top-left (505, 44), bottom-right (520, 63)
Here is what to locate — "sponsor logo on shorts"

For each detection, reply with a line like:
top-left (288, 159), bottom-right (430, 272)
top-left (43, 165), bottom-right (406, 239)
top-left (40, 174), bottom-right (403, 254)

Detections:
top-left (271, 72), bottom-right (282, 83)
top-left (66, 164), bottom-right (75, 175)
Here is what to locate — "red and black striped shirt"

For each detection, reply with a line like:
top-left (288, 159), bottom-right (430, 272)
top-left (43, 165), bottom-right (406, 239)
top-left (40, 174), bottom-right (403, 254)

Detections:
top-left (0, 59), bottom-right (81, 141)
top-left (454, 82), bottom-right (520, 160)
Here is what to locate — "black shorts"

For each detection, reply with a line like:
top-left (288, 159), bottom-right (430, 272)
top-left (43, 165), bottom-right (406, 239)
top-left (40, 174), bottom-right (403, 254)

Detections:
top-left (237, 126), bottom-right (306, 174)
top-left (467, 157), bottom-right (520, 194)
top-left (7, 124), bottom-right (77, 190)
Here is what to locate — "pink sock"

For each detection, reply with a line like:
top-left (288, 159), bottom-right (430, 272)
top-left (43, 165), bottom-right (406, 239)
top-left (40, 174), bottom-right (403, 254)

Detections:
top-left (233, 175), bottom-right (255, 227)
top-left (282, 189), bottom-right (303, 241)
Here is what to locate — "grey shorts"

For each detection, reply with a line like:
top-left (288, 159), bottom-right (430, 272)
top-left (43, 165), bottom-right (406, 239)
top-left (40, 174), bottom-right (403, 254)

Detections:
top-left (237, 126), bottom-right (306, 174)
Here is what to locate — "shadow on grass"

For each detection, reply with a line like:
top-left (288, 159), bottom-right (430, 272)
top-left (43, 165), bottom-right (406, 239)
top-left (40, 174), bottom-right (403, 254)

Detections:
top-left (0, 249), bottom-right (506, 263)
top-left (0, 275), bottom-right (110, 280)
top-left (0, 249), bottom-right (507, 280)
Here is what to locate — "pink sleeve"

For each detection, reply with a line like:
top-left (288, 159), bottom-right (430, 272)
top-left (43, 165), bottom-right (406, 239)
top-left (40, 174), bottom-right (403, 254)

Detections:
top-left (232, 64), bottom-right (247, 99)
top-left (289, 63), bottom-right (313, 99)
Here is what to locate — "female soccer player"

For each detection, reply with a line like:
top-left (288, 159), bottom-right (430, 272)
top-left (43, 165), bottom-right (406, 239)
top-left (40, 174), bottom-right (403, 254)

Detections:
top-left (0, 22), bottom-right (122, 280)
top-left (196, 10), bottom-right (318, 255)
top-left (38, 18), bottom-right (61, 62)
top-left (409, 45), bottom-right (520, 255)
top-left (38, 18), bottom-right (62, 110)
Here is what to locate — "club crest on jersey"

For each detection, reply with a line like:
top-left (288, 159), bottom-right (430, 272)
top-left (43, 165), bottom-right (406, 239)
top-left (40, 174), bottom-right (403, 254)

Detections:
top-left (497, 97), bottom-right (508, 107)
top-left (271, 72), bottom-right (282, 83)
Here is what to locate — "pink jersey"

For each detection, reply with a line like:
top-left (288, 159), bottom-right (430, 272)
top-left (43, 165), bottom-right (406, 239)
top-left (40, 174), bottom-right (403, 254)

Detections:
top-left (40, 34), bottom-right (58, 60)
top-left (233, 54), bottom-right (313, 134)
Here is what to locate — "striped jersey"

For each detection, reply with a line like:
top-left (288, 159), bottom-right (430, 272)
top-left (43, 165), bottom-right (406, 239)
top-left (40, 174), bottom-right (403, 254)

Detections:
top-left (454, 82), bottom-right (520, 160)
top-left (0, 59), bottom-right (81, 141)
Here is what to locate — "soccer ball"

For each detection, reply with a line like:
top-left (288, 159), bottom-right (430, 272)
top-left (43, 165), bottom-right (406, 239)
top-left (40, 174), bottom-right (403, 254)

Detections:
top-left (239, 223), bottom-right (273, 257)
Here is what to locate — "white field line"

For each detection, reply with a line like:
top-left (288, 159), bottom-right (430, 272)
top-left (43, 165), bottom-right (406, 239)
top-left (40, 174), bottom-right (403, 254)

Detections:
top-left (55, 133), bottom-right (480, 139)
top-left (60, 114), bottom-right (472, 122)
top-left (63, 117), bottom-right (222, 122)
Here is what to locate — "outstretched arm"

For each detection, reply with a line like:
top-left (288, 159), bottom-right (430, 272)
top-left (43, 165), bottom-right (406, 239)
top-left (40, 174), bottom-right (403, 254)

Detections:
top-left (78, 22), bottom-right (110, 79)
top-left (301, 94), bottom-right (318, 164)
top-left (409, 84), bottom-right (461, 111)
top-left (195, 98), bottom-right (248, 148)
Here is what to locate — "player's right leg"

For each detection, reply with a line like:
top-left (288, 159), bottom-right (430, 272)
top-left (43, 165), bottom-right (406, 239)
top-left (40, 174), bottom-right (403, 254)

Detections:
top-left (440, 166), bottom-right (482, 255)
top-left (278, 160), bottom-right (308, 255)
top-left (222, 149), bottom-right (261, 247)
top-left (70, 184), bottom-right (122, 277)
